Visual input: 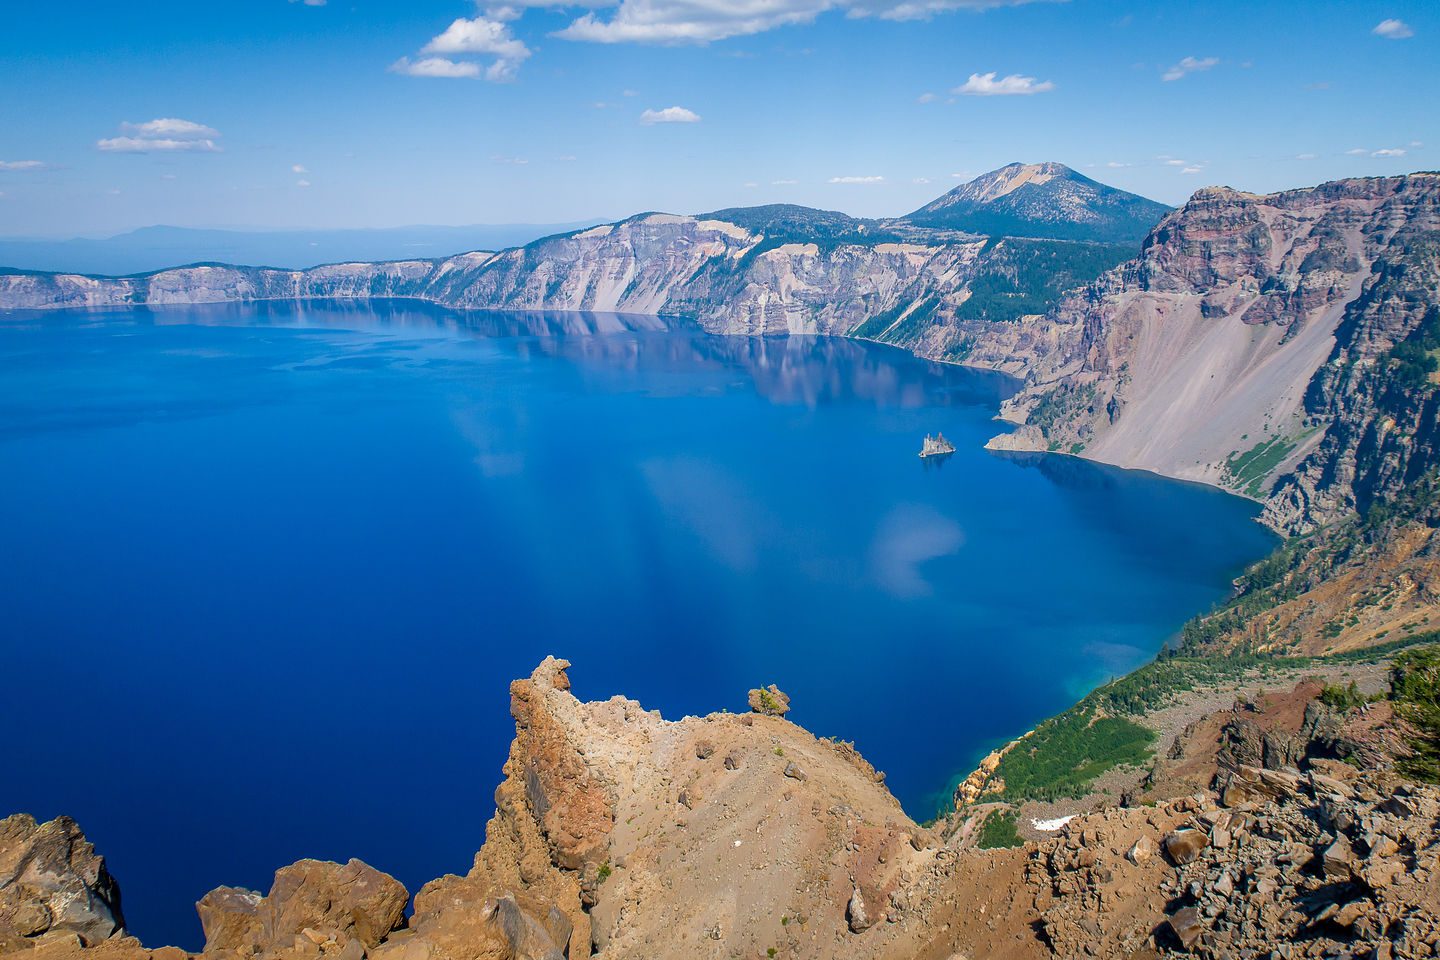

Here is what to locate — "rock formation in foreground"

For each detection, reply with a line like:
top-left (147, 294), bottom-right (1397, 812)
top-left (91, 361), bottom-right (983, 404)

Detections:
top-left (6, 655), bottom-right (1440, 960)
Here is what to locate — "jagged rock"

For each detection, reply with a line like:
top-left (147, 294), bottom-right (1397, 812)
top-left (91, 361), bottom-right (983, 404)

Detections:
top-left (694, 740), bottom-right (715, 760)
top-left (196, 886), bottom-right (263, 953)
top-left (1125, 836), bottom-right (1155, 865)
top-left (232, 859), bottom-right (409, 952)
top-left (1321, 839), bottom-right (1355, 880)
top-left (1163, 829), bottom-right (1209, 866)
top-left (0, 814), bottom-right (125, 946)
top-left (1167, 906), bottom-right (1204, 950)
top-left (723, 748), bottom-right (743, 771)
top-left (747, 685), bottom-right (790, 716)
top-left (846, 888), bottom-right (873, 933)
top-left (405, 879), bottom-right (571, 960)
top-left (783, 762), bottom-right (807, 781)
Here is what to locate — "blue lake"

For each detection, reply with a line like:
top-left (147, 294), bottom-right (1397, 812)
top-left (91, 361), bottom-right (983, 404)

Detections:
top-left (0, 300), bottom-right (1275, 947)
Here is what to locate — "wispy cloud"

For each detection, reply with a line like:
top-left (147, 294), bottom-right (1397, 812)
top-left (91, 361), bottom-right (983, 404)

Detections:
top-left (491, 155), bottom-right (530, 164)
top-left (1372, 148), bottom-right (1407, 158)
top-left (953, 71), bottom-right (1055, 96)
top-left (550, 0), bottom-right (1060, 45)
top-left (288, 0), bottom-right (327, 6)
top-left (292, 164), bottom-right (309, 173)
top-left (1106, 161), bottom-right (1131, 168)
top-left (639, 106), bottom-right (701, 125)
top-left (388, 56), bottom-right (482, 79)
top-left (1372, 18), bottom-right (1414, 39)
top-left (772, 179), bottom-right (798, 185)
top-left (0, 160), bottom-right (47, 170)
top-left (916, 92), bottom-right (937, 103)
top-left (1295, 153), bottom-right (1317, 160)
top-left (828, 175), bottom-right (884, 183)
top-left (1162, 56), bottom-right (1218, 81)
top-left (296, 179), bottom-right (311, 187)
top-left (97, 118), bottom-right (222, 153)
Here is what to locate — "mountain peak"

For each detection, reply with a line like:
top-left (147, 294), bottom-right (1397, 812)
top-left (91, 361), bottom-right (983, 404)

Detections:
top-left (960, 161), bottom-right (1074, 202)
top-left (902, 162), bottom-right (1170, 245)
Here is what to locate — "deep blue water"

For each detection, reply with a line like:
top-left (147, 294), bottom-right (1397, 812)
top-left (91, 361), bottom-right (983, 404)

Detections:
top-left (0, 301), bottom-right (1275, 947)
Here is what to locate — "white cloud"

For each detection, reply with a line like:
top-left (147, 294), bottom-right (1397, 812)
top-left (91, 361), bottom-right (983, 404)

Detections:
top-left (771, 179), bottom-right (798, 184)
top-left (97, 118), bottom-right (222, 153)
top-left (1373, 18), bottom-right (1413, 39)
top-left (1181, 166), bottom-right (1203, 174)
top-left (289, 0), bottom-right (327, 6)
top-left (551, 0), bottom-right (1055, 44)
top-left (1106, 161), bottom-right (1130, 168)
top-left (292, 164), bottom-right (309, 173)
top-left (393, 13), bottom-right (531, 82)
top-left (953, 71), bottom-right (1055, 96)
top-left (553, 155), bottom-right (578, 161)
top-left (97, 136), bottom-right (220, 153)
top-left (162, 173), bottom-right (178, 179)
top-left (1295, 153), bottom-right (1317, 160)
top-left (622, 88), bottom-right (639, 96)
top-left (1162, 56), bottom-right (1218, 81)
top-left (913, 176), bottom-right (932, 184)
top-left (121, 118), bottom-right (221, 139)
top-left (1372, 148), bottom-right (1407, 158)
top-left (744, 181), bottom-right (758, 187)
top-left (1346, 148), bottom-right (1369, 155)
top-left (296, 179), bottom-right (311, 187)
top-left (388, 56), bottom-right (482, 78)
top-left (828, 175), bottom-right (884, 183)
top-left (916, 92), bottom-right (937, 103)
top-left (639, 105), bottom-right (701, 124)
top-left (1164, 159), bottom-right (1186, 166)
top-left (0, 160), bottom-right (46, 170)
top-left (492, 155), bottom-right (530, 164)
top-left (423, 16), bottom-right (530, 59)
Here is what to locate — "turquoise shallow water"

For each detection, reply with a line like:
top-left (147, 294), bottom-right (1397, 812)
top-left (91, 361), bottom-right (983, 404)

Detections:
top-left (0, 300), bottom-right (1275, 947)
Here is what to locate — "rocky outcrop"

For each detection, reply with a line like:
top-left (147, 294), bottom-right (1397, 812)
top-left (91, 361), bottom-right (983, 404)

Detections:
top-left (196, 859), bottom-right (408, 959)
top-left (1030, 767), bottom-right (1440, 959)
top-left (990, 173), bottom-right (1440, 534)
top-left (0, 816), bottom-right (124, 948)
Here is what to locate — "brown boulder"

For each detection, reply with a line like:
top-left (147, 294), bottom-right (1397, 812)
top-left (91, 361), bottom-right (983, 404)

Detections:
top-left (409, 877), bottom-right (570, 960)
top-left (254, 859), bottom-right (407, 951)
top-left (1163, 829), bottom-right (1209, 866)
top-left (1167, 906), bottom-right (1204, 950)
top-left (0, 814), bottom-right (125, 946)
top-left (747, 685), bottom-right (790, 717)
top-left (196, 886), bottom-right (264, 953)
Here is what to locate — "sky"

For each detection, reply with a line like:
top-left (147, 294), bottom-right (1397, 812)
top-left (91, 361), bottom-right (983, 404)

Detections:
top-left (0, 0), bottom-right (1435, 237)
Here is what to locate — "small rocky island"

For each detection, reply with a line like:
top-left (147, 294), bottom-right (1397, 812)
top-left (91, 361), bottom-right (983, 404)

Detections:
top-left (918, 433), bottom-right (956, 458)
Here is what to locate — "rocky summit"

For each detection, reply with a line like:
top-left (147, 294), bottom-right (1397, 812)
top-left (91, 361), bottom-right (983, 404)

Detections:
top-left (899, 162), bottom-right (1174, 245)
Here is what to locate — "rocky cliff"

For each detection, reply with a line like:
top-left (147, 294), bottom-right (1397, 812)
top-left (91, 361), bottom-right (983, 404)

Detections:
top-left (3, 171), bottom-right (1438, 541)
top-left (990, 173), bottom-right (1440, 534)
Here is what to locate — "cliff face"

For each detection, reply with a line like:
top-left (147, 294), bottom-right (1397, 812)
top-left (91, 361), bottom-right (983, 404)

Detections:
top-left (989, 173), bottom-right (1440, 532)
top-left (0, 216), bottom-right (1123, 380)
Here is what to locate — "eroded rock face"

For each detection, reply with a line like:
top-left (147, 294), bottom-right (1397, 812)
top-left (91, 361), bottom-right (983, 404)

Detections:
top-left (991, 173), bottom-right (1440, 533)
top-left (0, 815), bottom-right (124, 947)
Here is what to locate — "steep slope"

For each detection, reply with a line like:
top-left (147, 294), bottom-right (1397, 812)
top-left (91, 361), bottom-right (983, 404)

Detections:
top-left (990, 173), bottom-right (1440, 533)
top-left (899, 162), bottom-right (1172, 245)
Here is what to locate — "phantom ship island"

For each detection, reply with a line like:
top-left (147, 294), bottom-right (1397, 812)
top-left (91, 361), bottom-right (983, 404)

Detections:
top-left (919, 432), bottom-right (956, 458)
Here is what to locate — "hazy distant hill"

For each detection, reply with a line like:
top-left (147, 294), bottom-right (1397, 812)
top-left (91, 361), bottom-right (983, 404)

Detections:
top-left (0, 223), bottom-right (600, 277)
top-left (900, 162), bottom-right (1172, 244)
